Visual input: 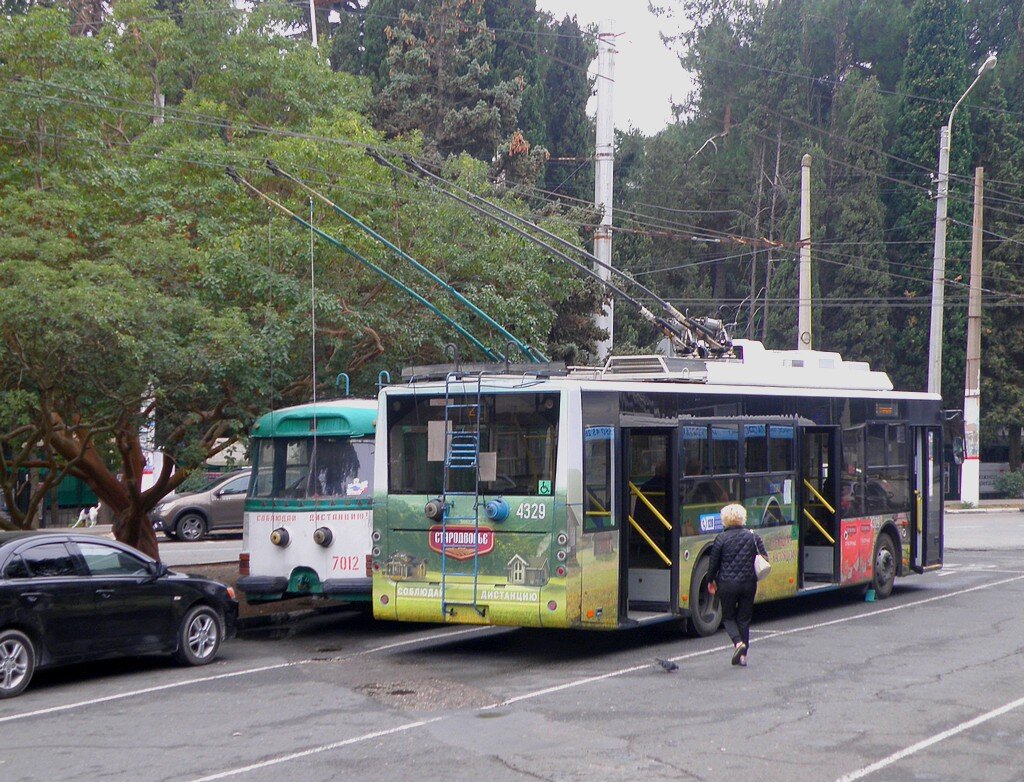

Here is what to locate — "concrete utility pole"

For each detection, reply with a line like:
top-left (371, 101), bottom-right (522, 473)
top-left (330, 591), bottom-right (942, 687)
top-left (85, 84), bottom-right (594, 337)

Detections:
top-left (798, 154), bottom-right (812, 350)
top-left (961, 167), bottom-right (984, 505)
top-left (593, 20), bottom-right (615, 362)
top-left (309, 0), bottom-right (319, 48)
top-left (927, 54), bottom-right (996, 395)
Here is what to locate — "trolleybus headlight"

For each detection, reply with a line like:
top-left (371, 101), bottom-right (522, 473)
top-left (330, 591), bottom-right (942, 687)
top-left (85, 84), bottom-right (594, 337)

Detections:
top-left (313, 527), bottom-right (333, 547)
top-left (556, 550), bottom-right (567, 561)
top-left (556, 532), bottom-right (568, 546)
top-left (270, 527), bottom-right (290, 547)
top-left (485, 498), bottom-right (509, 522)
top-left (424, 498), bottom-right (446, 521)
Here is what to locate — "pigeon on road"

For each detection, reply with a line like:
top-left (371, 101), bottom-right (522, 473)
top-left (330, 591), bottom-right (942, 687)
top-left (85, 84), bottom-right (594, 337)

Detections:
top-left (654, 657), bottom-right (679, 672)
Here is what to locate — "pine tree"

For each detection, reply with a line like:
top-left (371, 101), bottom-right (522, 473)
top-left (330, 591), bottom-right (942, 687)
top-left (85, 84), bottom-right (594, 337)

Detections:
top-left (542, 14), bottom-right (592, 202)
top-left (884, 0), bottom-right (972, 393)
top-left (820, 74), bottom-right (891, 370)
top-left (373, 0), bottom-right (521, 160)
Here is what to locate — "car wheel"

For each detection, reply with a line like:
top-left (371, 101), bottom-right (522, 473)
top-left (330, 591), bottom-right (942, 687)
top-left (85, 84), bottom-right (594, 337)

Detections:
top-left (174, 605), bottom-right (223, 666)
top-left (175, 512), bottom-right (207, 542)
top-left (0, 629), bottom-right (36, 699)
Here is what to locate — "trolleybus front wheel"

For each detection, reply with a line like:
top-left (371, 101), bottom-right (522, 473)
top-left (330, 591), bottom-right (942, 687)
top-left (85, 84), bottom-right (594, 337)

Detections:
top-left (688, 556), bottom-right (722, 637)
top-left (871, 533), bottom-right (897, 600)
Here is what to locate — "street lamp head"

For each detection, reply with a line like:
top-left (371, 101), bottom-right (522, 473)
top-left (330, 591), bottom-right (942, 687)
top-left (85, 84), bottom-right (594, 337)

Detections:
top-left (978, 54), bottom-right (997, 75)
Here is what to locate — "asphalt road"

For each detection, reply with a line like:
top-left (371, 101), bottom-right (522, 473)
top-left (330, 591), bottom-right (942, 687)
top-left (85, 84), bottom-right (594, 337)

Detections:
top-left (3, 533), bottom-right (1024, 781)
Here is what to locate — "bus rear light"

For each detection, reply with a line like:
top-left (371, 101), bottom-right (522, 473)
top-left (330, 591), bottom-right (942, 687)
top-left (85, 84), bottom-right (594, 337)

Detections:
top-left (238, 553), bottom-right (250, 576)
top-left (380, 594), bottom-right (389, 605)
top-left (313, 527), bottom-right (333, 547)
top-left (556, 532), bottom-right (568, 546)
top-left (371, 530), bottom-right (381, 542)
top-left (367, 555), bottom-right (375, 576)
top-left (556, 550), bottom-right (567, 561)
top-left (556, 566), bottom-right (566, 577)
top-left (372, 546), bottom-right (381, 557)
top-left (547, 600), bottom-right (557, 612)
top-left (270, 528), bottom-right (290, 547)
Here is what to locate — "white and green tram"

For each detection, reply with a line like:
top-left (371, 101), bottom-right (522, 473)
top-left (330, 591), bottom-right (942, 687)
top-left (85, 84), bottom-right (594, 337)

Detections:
top-left (238, 399), bottom-right (376, 603)
top-left (371, 341), bottom-right (944, 632)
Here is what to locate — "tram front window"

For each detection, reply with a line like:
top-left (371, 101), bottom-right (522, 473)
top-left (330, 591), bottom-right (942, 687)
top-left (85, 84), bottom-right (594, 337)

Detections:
top-left (249, 437), bottom-right (374, 499)
top-left (388, 393), bottom-right (559, 496)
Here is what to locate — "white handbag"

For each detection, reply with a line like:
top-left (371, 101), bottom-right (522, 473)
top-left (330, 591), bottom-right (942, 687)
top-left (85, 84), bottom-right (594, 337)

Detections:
top-left (754, 552), bottom-right (771, 581)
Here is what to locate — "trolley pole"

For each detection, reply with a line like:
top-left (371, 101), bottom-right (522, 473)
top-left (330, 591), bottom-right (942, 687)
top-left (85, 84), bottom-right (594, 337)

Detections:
top-left (798, 154), bottom-right (812, 350)
top-left (961, 167), bottom-right (983, 505)
top-left (593, 20), bottom-right (615, 362)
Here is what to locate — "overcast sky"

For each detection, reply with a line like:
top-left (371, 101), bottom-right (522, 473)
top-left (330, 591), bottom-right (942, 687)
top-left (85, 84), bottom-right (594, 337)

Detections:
top-left (537, 0), bottom-right (689, 135)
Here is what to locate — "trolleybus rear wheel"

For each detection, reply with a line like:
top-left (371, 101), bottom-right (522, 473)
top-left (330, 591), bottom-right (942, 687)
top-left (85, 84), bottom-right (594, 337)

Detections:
top-left (688, 556), bottom-right (722, 637)
top-left (871, 534), bottom-right (897, 599)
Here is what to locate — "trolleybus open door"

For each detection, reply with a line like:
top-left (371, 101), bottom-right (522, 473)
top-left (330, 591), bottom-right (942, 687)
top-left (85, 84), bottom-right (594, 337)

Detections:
top-left (912, 427), bottom-right (943, 571)
top-left (800, 427), bottom-right (840, 585)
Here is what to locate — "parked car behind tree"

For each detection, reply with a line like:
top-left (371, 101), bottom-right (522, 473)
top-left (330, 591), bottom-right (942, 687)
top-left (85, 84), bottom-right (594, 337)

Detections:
top-left (150, 469), bottom-right (251, 542)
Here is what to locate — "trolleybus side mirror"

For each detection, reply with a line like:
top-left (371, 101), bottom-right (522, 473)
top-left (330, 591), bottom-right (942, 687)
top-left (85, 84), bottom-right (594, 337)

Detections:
top-left (952, 436), bottom-right (965, 465)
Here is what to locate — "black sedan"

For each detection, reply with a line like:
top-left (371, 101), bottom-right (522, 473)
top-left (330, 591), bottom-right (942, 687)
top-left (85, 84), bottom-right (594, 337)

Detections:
top-left (0, 531), bottom-right (238, 698)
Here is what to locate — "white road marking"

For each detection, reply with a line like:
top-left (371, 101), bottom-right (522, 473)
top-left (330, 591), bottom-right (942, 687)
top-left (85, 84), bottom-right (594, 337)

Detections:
top-left (189, 573), bottom-right (1024, 781)
top-left (835, 693), bottom-right (1024, 781)
top-left (191, 717), bottom-right (446, 782)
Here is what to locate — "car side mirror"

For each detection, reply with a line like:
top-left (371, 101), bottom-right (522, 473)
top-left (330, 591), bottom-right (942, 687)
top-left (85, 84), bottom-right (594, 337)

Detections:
top-left (146, 560), bottom-right (169, 581)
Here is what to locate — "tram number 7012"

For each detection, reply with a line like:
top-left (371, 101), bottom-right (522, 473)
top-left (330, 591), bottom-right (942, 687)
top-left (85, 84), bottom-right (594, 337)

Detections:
top-left (331, 555), bottom-right (361, 571)
top-left (515, 502), bottom-right (547, 520)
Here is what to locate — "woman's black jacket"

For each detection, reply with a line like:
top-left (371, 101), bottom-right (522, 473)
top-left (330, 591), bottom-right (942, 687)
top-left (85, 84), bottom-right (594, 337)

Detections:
top-left (707, 526), bottom-right (768, 586)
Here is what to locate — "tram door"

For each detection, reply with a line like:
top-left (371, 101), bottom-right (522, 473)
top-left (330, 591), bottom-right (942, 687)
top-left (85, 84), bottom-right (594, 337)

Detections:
top-left (912, 427), bottom-right (943, 571)
top-left (800, 427), bottom-right (840, 584)
top-left (621, 429), bottom-right (677, 615)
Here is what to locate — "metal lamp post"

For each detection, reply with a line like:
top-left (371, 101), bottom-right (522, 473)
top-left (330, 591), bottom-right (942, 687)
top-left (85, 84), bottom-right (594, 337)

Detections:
top-left (926, 54), bottom-right (996, 396)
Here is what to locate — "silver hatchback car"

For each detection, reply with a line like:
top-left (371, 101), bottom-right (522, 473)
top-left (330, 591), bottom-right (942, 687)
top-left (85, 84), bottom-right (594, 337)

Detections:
top-left (150, 469), bottom-right (251, 542)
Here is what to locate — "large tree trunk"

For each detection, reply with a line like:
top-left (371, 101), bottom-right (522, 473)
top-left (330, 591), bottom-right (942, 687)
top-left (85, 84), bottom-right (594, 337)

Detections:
top-left (111, 504), bottom-right (160, 560)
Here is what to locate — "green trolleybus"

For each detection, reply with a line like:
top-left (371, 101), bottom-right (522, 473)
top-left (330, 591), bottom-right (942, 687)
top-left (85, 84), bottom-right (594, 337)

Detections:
top-left (371, 341), bottom-right (943, 633)
top-left (238, 399), bottom-right (376, 603)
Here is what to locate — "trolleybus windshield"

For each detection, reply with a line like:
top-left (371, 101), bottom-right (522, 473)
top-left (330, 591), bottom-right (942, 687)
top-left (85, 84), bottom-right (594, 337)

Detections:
top-left (387, 392), bottom-right (559, 496)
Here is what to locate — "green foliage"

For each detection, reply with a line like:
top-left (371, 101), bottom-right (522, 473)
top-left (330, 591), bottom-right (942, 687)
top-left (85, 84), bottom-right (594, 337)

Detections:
top-left (993, 471), bottom-right (1024, 500)
top-left (372, 0), bottom-right (522, 159)
top-left (542, 14), bottom-right (592, 201)
top-left (0, 2), bottom-right (594, 540)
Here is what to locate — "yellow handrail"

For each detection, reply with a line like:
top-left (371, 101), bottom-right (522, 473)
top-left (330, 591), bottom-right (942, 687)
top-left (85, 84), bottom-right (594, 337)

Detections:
top-left (627, 516), bottom-right (672, 566)
top-left (802, 508), bottom-right (836, 545)
top-left (628, 481), bottom-right (672, 531)
top-left (915, 489), bottom-right (922, 534)
top-left (803, 479), bottom-right (836, 515)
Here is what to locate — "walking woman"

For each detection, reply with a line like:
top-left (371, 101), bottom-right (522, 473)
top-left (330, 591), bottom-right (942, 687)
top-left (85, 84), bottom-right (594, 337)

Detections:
top-left (707, 503), bottom-right (768, 667)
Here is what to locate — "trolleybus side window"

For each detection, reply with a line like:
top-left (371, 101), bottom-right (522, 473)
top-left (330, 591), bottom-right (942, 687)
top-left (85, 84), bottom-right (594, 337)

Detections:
top-left (742, 424), bottom-right (796, 529)
top-left (583, 426), bottom-right (614, 532)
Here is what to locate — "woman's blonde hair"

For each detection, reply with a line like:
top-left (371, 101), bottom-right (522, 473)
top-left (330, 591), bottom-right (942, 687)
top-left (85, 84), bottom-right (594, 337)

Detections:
top-left (720, 503), bottom-right (747, 528)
